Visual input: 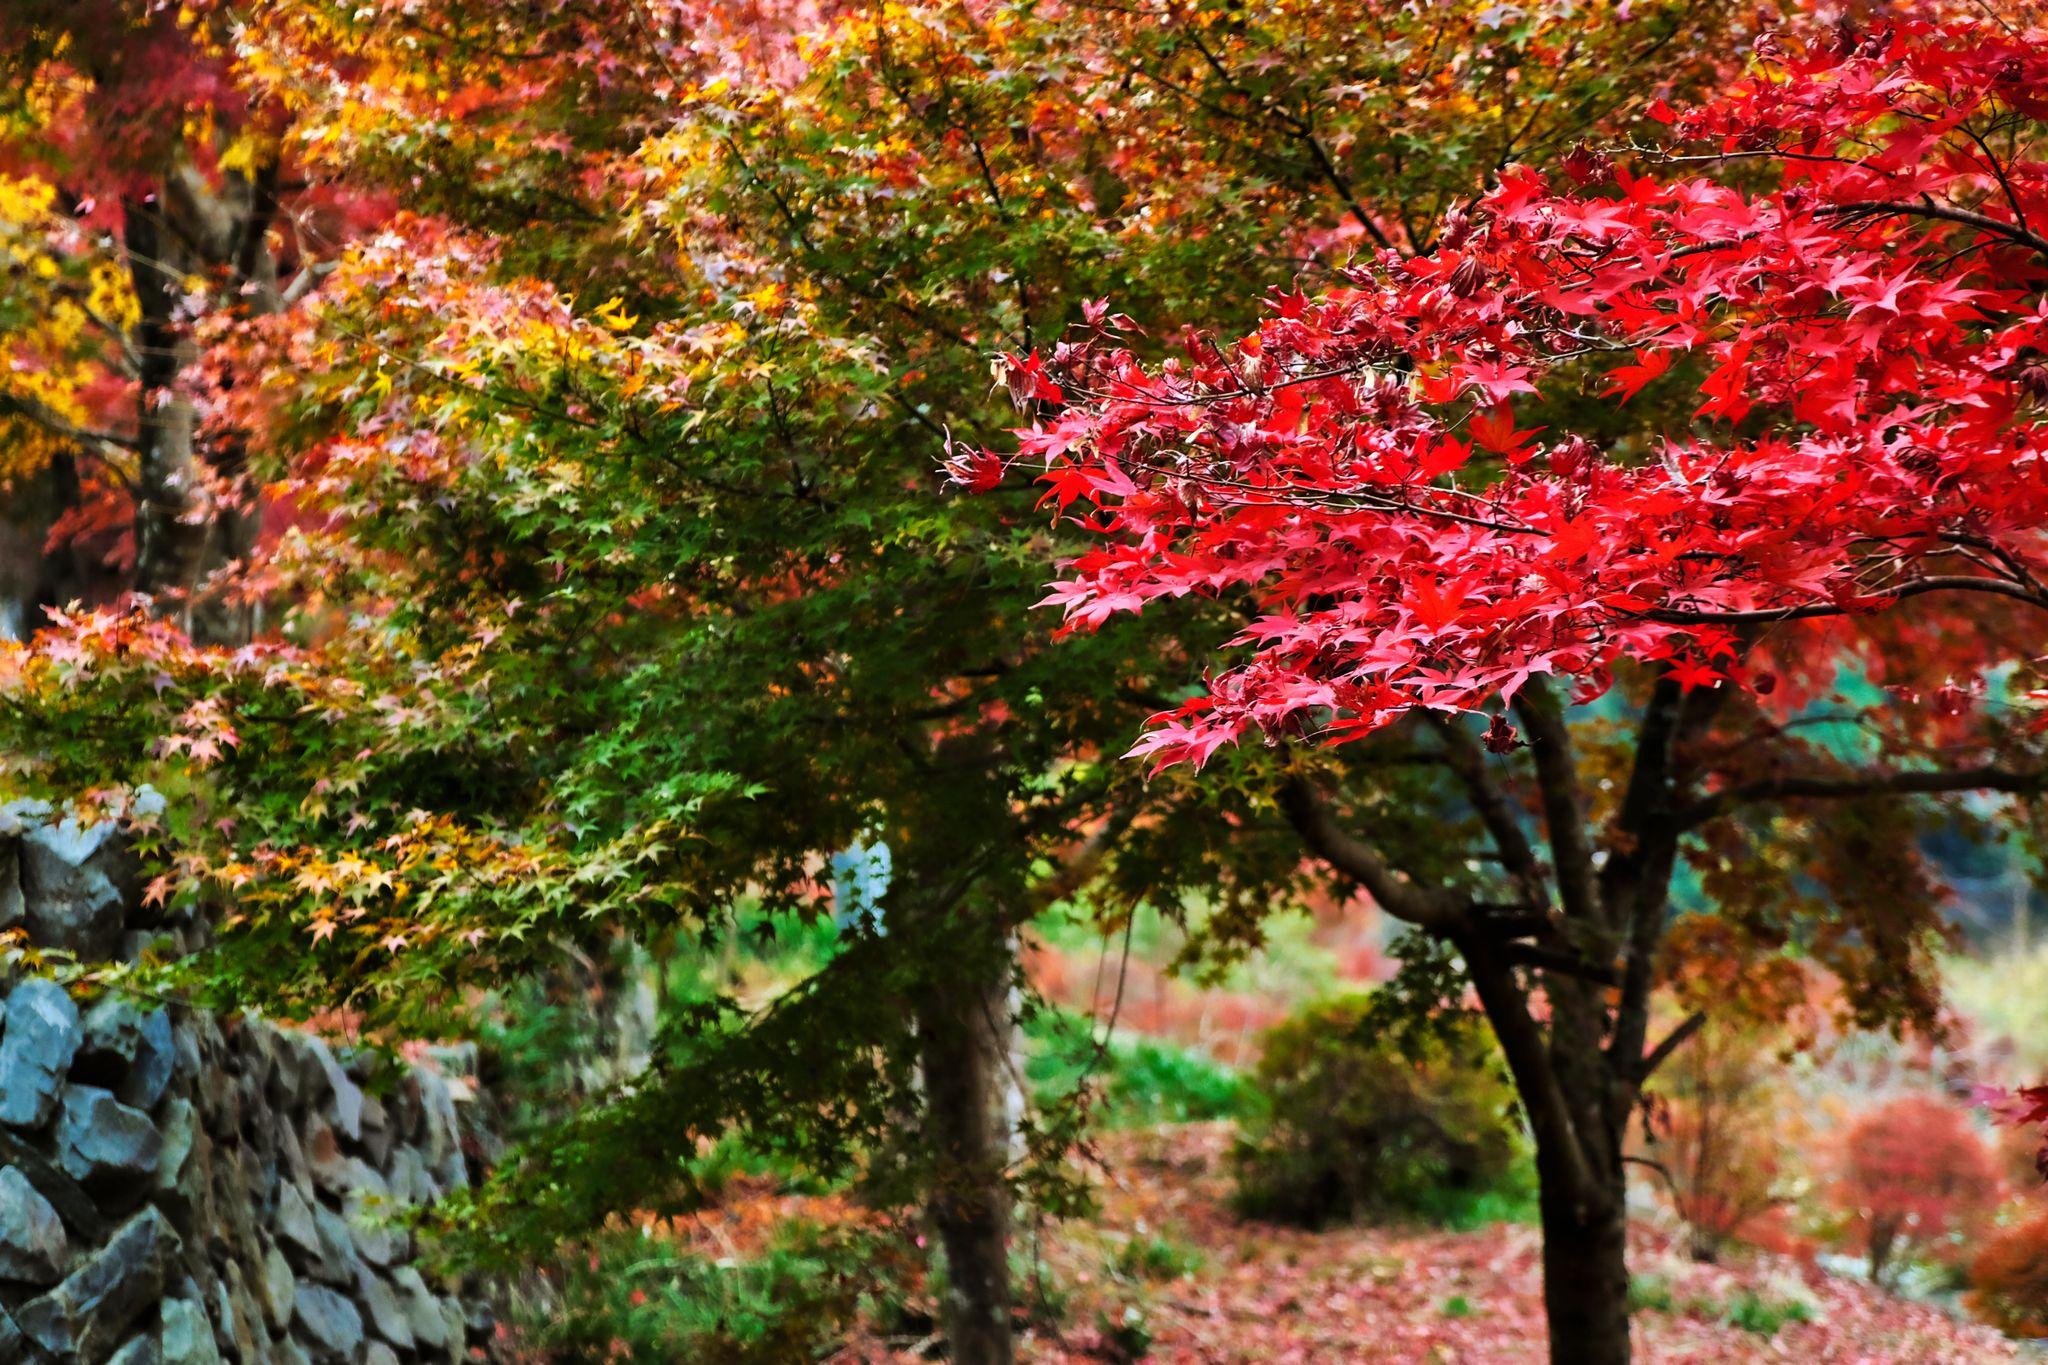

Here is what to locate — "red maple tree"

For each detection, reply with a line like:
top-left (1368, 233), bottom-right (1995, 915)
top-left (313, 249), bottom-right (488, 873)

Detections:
top-left (1833, 1093), bottom-right (2002, 1284)
top-left (975, 16), bottom-right (2048, 1362)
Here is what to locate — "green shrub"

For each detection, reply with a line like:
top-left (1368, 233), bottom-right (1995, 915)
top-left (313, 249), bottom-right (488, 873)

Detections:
top-left (1024, 1006), bottom-right (1259, 1128)
top-left (526, 1220), bottom-right (908, 1363)
top-left (1628, 1275), bottom-right (1677, 1314)
top-left (1718, 1290), bottom-right (1814, 1336)
top-left (1629, 1281), bottom-right (1815, 1336)
top-left (1094, 1305), bottom-right (1154, 1361)
top-left (1407, 1162), bottom-right (1540, 1231)
top-left (1109, 1233), bottom-right (1204, 1283)
top-left (1230, 998), bottom-right (1525, 1228)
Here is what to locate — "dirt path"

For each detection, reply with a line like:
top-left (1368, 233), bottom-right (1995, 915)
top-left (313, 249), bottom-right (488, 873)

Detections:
top-left (953, 1124), bottom-right (2022, 1364)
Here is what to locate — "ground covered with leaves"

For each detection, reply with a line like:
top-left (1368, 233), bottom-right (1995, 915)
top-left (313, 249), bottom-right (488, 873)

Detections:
top-left (826, 1125), bottom-right (2020, 1364)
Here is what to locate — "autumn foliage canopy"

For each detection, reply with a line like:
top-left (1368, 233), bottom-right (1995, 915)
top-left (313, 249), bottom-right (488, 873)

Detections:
top-left (970, 20), bottom-right (2048, 769)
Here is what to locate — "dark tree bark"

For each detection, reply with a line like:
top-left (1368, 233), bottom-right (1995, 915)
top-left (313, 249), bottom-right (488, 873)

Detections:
top-left (894, 740), bottom-right (1024, 1365)
top-left (1536, 1151), bottom-right (1632, 1365)
top-left (0, 460), bottom-right (93, 638)
top-left (1868, 1214), bottom-right (1902, 1285)
top-left (1313, 647), bottom-right (1985, 1364)
top-left (1274, 675), bottom-right (1796, 1365)
top-left (124, 157), bottom-right (276, 640)
top-left (915, 917), bottom-right (1017, 1365)
top-left (124, 190), bottom-right (206, 609)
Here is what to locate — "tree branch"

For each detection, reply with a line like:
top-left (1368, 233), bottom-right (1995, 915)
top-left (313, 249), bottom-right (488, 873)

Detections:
top-left (1641, 574), bottom-right (2048, 624)
top-left (1636, 1010), bottom-right (1707, 1085)
top-left (1276, 773), bottom-right (1464, 932)
top-left (1180, 30), bottom-right (1395, 252)
top-left (1424, 711), bottom-right (1546, 906)
top-left (1501, 942), bottom-right (1621, 986)
top-left (1681, 762), bottom-right (2048, 826)
top-left (0, 391), bottom-right (141, 462)
top-left (1603, 675), bottom-right (1728, 1107)
top-left (1459, 934), bottom-right (1606, 1214)
top-left (1026, 807), bottom-right (1135, 916)
top-left (1511, 681), bottom-right (1601, 925)
top-left (1819, 198), bottom-right (2048, 261)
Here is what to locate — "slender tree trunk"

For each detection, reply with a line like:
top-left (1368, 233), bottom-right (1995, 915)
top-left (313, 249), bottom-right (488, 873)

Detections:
top-left (1535, 1139), bottom-right (1632, 1365)
top-left (124, 193), bottom-right (208, 610)
top-left (1868, 1215), bottom-right (1900, 1285)
top-left (915, 914), bottom-right (1016, 1365)
top-left (124, 158), bottom-right (276, 639)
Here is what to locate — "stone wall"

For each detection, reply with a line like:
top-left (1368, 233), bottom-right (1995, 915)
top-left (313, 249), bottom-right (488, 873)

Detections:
top-left (0, 808), bottom-right (496, 1365)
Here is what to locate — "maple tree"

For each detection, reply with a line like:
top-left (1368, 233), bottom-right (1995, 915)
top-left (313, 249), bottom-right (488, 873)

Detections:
top-left (1832, 1094), bottom-right (2002, 1283)
top-left (0, 2), bottom-right (339, 638)
top-left (1969, 1204), bottom-right (2048, 1338)
top-left (983, 12), bottom-right (2048, 1361)
top-left (0, 2), bottom-right (1753, 1358)
top-left (1633, 956), bottom-right (1814, 1265)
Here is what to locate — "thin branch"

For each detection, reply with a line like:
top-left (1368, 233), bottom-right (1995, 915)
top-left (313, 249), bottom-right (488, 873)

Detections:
top-left (1276, 773), bottom-right (1464, 932)
top-left (1640, 574), bottom-right (2048, 624)
top-left (1682, 762), bottom-right (2048, 826)
top-left (1511, 681), bottom-right (1601, 925)
top-left (1180, 29), bottom-right (1394, 252)
top-left (1637, 1010), bottom-right (1707, 1083)
top-left (1423, 711), bottom-right (1546, 904)
top-left (1819, 198), bottom-right (2048, 260)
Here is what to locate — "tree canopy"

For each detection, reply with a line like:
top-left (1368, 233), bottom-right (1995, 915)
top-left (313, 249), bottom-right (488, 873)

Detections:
top-left (6, 3), bottom-right (2045, 1363)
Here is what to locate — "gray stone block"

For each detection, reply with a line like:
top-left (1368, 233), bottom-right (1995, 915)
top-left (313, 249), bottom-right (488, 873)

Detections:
top-left (0, 799), bottom-right (52, 837)
top-left (274, 1184), bottom-right (322, 1267)
top-left (219, 1261), bottom-right (265, 1363)
top-left (159, 1298), bottom-right (222, 1365)
top-left (354, 1265), bottom-right (413, 1350)
top-left (391, 1265), bottom-right (444, 1350)
top-left (0, 1164), bottom-right (66, 1284)
top-left (439, 1296), bottom-right (466, 1354)
top-left (15, 1205), bottom-right (177, 1364)
top-left (120, 1010), bottom-right (175, 1113)
top-left (303, 1040), bottom-right (364, 1144)
top-left (309, 1203), bottom-right (361, 1288)
top-left (104, 1334), bottom-right (161, 1365)
top-left (0, 841), bottom-right (23, 934)
top-left (155, 1099), bottom-right (196, 1195)
top-left (18, 819), bottom-right (131, 961)
top-left (55, 1086), bottom-right (162, 1189)
top-left (0, 977), bottom-right (80, 1128)
top-left (259, 1241), bottom-right (296, 1330)
top-left (290, 1285), bottom-right (362, 1364)
top-left (77, 997), bottom-right (145, 1075)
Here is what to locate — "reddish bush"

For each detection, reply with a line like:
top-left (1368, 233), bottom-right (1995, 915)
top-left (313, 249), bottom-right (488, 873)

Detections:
top-left (1832, 1095), bottom-right (2003, 1282)
top-left (1970, 1208), bottom-right (2048, 1338)
top-left (1636, 1017), bottom-right (1800, 1263)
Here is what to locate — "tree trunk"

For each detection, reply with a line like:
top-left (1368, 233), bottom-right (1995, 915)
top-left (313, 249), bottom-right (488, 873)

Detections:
top-left (124, 159), bottom-right (276, 639)
top-left (1868, 1214), bottom-right (1900, 1285)
top-left (1536, 1143), bottom-right (1632, 1365)
top-left (915, 920), bottom-right (1016, 1365)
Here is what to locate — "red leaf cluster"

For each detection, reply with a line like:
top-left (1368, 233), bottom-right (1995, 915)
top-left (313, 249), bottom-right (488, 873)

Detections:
top-left (993, 19), bottom-right (2048, 770)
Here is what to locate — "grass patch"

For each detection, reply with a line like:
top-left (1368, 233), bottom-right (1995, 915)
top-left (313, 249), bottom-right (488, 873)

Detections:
top-left (1629, 1277), bottom-right (1813, 1337)
top-left (1109, 1233), bottom-right (1205, 1283)
top-left (1717, 1289), bottom-right (1814, 1336)
top-left (1024, 1005), bottom-right (1260, 1128)
top-left (523, 1219), bottom-right (914, 1364)
top-left (1405, 1160), bottom-right (1540, 1231)
top-left (1628, 1275), bottom-right (1677, 1314)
